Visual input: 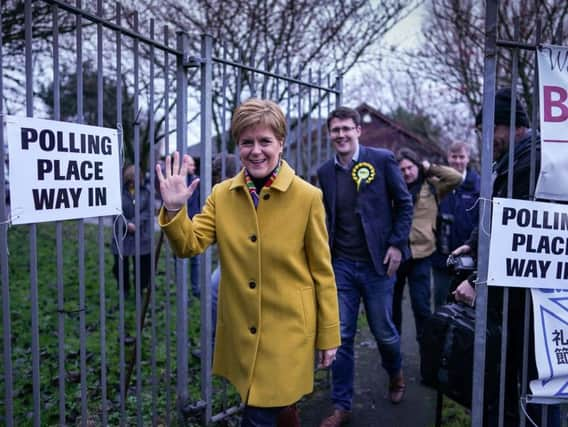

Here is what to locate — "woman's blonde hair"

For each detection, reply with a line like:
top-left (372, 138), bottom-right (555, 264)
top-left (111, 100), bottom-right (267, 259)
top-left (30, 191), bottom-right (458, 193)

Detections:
top-left (230, 99), bottom-right (287, 144)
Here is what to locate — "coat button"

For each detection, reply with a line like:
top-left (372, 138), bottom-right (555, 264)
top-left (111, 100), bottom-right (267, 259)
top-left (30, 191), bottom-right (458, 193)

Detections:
top-left (263, 194), bottom-right (270, 200)
top-left (250, 234), bottom-right (257, 242)
top-left (249, 281), bottom-right (256, 289)
top-left (250, 326), bottom-right (257, 334)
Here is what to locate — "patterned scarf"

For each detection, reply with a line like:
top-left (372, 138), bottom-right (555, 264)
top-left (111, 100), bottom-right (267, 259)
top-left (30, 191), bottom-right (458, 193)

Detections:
top-left (244, 162), bottom-right (281, 208)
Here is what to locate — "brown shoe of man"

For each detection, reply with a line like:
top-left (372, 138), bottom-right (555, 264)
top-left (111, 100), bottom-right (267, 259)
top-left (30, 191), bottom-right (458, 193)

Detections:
top-left (319, 408), bottom-right (351, 427)
top-left (277, 404), bottom-right (300, 427)
top-left (389, 370), bottom-right (406, 404)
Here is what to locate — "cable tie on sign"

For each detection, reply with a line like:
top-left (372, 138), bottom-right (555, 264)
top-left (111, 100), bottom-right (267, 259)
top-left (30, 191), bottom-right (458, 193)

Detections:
top-left (519, 396), bottom-right (539, 427)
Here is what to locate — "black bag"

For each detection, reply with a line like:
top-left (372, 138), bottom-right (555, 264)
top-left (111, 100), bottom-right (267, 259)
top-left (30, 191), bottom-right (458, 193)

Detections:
top-left (420, 303), bottom-right (501, 409)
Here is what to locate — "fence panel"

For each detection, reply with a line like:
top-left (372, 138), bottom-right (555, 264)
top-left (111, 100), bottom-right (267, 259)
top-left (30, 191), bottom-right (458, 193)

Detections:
top-left (473, 1), bottom-right (568, 426)
top-left (0, 1), bottom-right (341, 425)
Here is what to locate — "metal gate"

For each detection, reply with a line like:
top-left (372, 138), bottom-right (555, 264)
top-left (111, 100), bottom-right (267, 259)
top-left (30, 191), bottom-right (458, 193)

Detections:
top-left (472, 1), bottom-right (567, 426)
top-left (0, 1), bottom-right (341, 425)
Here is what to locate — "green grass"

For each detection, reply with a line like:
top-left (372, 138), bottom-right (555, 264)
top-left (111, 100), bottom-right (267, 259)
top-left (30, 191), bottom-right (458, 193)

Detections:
top-left (0, 221), bottom-right (239, 425)
top-left (439, 397), bottom-right (470, 426)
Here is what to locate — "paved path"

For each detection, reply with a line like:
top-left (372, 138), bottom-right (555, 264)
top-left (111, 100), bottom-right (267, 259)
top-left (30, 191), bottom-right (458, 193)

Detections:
top-left (299, 288), bottom-right (438, 427)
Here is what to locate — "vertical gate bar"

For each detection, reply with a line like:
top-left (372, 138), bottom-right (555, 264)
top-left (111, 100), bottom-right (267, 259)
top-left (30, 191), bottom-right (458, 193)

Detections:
top-left (221, 41), bottom-right (228, 177)
top-left (75, 1), bottom-right (89, 424)
top-left (200, 33), bottom-right (214, 424)
top-left (132, 11), bottom-right (144, 426)
top-left (162, 24), bottom-right (175, 423)
top-left (0, 2), bottom-right (14, 424)
top-left (307, 69), bottom-right (313, 180)
top-left (520, 19), bottom-right (542, 427)
top-left (115, 4), bottom-right (127, 426)
top-left (296, 76), bottom-right (302, 176)
top-left (51, 5), bottom-right (67, 426)
top-left (326, 74), bottom-right (331, 160)
top-left (219, 42), bottom-right (230, 412)
top-left (25, 1), bottom-right (42, 425)
top-left (285, 60), bottom-right (291, 161)
top-left (235, 48), bottom-right (242, 106)
top-left (162, 24), bottom-right (174, 426)
top-left (472, 0), bottom-right (499, 425)
top-left (316, 70), bottom-right (322, 168)
top-left (175, 30), bottom-right (190, 424)
top-left (274, 60), bottom-right (280, 104)
top-left (497, 17), bottom-right (520, 427)
top-left (262, 54), bottom-right (268, 98)
top-left (95, 1), bottom-right (108, 424)
top-left (148, 18), bottom-right (159, 427)
top-left (250, 55), bottom-right (256, 98)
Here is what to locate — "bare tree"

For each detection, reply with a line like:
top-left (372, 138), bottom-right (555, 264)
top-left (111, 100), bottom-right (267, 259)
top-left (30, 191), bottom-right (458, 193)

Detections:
top-left (125, 0), bottom-right (419, 148)
top-left (348, 0), bottom-right (568, 154)
top-left (415, 0), bottom-right (568, 128)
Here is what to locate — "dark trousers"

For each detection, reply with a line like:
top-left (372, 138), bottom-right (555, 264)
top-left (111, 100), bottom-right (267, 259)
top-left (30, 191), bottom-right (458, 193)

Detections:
top-left (393, 256), bottom-right (432, 342)
top-left (241, 405), bottom-right (285, 427)
top-left (113, 254), bottom-right (151, 296)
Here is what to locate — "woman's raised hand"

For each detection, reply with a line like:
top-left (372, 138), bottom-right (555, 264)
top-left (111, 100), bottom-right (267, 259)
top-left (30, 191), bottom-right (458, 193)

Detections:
top-left (156, 152), bottom-right (200, 211)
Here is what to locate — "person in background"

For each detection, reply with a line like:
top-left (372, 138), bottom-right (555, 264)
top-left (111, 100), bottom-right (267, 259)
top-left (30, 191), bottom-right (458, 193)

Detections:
top-left (186, 155), bottom-right (201, 298)
top-left (157, 98), bottom-right (340, 427)
top-left (452, 88), bottom-right (560, 426)
top-left (430, 142), bottom-right (480, 309)
top-left (112, 164), bottom-right (153, 297)
top-left (317, 106), bottom-right (413, 427)
top-left (393, 148), bottom-right (461, 348)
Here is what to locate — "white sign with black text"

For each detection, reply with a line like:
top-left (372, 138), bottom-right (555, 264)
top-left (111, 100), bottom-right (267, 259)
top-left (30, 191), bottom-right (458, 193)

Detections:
top-left (488, 197), bottom-right (568, 290)
top-left (536, 44), bottom-right (568, 201)
top-left (5, 115), bottom-right (121, 224)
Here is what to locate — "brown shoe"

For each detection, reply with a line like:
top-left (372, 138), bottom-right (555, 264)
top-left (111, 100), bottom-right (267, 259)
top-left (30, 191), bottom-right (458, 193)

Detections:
top-left (319, 409), bottom-right (351, 427)
top-left (277, 404), bottom-right (300, 427)
top-left (389, 370), bottom-right (406, 404)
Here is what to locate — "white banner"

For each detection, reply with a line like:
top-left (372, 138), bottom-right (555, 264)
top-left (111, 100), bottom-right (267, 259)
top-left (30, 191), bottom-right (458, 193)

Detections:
top-left (488, 197), bottom-right (568, 290)
top-left (530, 288), bottom-right (568, 400)
top-left (5, 115), bottom-right (122, 224)
top-left (536, 44), bottom-right (568, 201)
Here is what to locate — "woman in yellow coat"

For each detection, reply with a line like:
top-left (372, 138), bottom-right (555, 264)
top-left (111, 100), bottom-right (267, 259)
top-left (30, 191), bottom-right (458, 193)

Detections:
top-left (156, 99), bottom-right (340, 426)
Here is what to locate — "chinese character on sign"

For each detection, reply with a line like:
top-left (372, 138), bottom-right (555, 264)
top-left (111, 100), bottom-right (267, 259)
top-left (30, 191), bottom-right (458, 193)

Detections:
top-left (552, 329), bottom-right (568, 346)
top-left (555, 347), bottom-right (568, 365)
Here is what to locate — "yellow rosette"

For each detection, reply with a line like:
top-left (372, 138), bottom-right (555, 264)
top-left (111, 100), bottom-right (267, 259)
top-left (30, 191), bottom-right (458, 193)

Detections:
top-left (351, 162), bottom-right (376, 191)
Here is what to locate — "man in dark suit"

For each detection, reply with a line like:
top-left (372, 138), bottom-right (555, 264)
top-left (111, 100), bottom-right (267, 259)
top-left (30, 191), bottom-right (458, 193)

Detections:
top-left (317, 107), bottom-right (413, 426)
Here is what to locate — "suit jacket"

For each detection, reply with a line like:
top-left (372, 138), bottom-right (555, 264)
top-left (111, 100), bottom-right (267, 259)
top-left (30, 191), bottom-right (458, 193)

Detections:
top-left (317, 145), bottom-right (413, 276)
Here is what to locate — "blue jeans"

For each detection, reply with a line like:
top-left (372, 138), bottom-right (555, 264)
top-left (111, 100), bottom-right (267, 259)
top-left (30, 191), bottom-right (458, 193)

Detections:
top-left (331, 257), bottom-right (401, 411)
top-left (190, 255), bottom-right (200, 297)
top-left (211, 266), bottom-right (220, 345)
top-left (393, 256), bottom-right (432, 342)
top-left (241, 405), bottom-right (285, 427)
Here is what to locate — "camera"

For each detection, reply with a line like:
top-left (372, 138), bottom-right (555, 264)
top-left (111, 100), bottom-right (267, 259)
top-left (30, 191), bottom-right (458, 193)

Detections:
top-left (436, 213), bottom-right (454, 255)
top-left (446, 254), bottom-right (476, 272)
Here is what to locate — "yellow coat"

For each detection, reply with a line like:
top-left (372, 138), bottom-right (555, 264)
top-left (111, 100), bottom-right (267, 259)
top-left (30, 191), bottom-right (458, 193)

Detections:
top-left (159, 160), bottom-right (340, 407)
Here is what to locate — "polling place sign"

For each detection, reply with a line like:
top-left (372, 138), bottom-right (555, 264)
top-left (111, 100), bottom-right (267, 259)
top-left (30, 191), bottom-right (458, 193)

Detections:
top-left (5, 115), bottom-right (121, 224)
top-left (488, 197), bottom-right (568, 290)
top-left (536, 44), bottom-right (568, 201)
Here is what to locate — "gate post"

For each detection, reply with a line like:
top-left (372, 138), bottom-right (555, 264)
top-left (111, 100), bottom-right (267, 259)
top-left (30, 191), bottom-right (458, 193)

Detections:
top-left (175, 30), bottom-right (190, 425)
top-left (199, 32), bottom-right (214, 424)
top-left (471, 0), bottom-right (499, 425)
